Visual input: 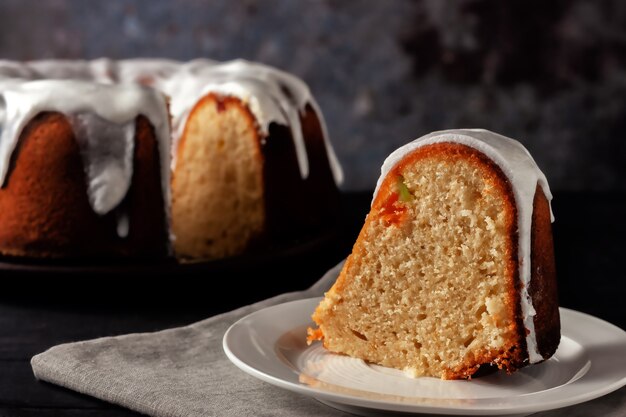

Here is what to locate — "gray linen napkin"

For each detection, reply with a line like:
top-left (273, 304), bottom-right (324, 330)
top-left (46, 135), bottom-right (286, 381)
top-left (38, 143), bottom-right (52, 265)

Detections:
top-left (31, 261), bottom-right (346, 417)
top-left (31, 261), bottom-right (626, 417)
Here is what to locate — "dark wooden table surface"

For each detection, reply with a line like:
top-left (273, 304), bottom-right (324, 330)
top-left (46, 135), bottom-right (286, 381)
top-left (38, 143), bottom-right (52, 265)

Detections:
top-left (1, 191), bottom-right (625, 417)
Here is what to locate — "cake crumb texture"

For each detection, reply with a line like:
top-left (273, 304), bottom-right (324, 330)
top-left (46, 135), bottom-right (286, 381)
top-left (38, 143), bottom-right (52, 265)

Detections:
top-left (311, 143), bottom-right (530, 379)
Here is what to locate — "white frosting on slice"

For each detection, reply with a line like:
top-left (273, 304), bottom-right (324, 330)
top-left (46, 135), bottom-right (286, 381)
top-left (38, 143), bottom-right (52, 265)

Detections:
top-left (374, 129), bottom-right (554, 364)
top-left (0, 80), bottom-right (171, 237)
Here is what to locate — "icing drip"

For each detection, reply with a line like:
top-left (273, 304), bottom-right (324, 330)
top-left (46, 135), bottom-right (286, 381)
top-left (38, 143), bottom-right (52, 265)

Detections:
top-left (0, 80), bottom-right (171, 239)
top-left (68, 113), bottom-right (135, 215)
top-left (69, 113), bottom-right (135, 237)
top-left (116, 210), bottom-right (130, 239)
top-left (374, 129), bottom-right (554, 364)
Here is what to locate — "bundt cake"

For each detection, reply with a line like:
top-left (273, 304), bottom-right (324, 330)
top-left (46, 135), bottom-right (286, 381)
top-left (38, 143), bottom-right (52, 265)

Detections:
top-left (0, 59), bottom-right (342, 260)
top-left (308, 129), bottom-right (560, 380)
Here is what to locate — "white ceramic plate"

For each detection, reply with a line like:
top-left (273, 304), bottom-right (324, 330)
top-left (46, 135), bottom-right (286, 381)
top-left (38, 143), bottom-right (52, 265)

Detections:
top-left (223, 298), bottom-right (626, 416)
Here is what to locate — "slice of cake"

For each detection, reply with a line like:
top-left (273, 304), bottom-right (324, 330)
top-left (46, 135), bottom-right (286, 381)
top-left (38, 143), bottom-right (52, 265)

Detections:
top-left (308, 129), bottom-right (560, 380)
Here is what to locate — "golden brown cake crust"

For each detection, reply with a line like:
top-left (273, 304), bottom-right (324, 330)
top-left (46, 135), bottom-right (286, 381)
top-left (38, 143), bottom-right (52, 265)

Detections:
top-left (529, 186), bottom-right (561, 359)
top-left (0, 112), bottom-right (168, 258)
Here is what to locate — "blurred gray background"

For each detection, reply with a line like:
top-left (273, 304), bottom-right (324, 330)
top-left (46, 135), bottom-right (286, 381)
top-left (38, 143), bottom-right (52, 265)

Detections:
top-left (1, 0), bottom-right (624, 192)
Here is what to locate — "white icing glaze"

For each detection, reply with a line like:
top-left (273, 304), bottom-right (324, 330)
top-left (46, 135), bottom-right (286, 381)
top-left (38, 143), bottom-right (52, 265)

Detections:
top-left (116, 211), bottom-right (130, 239)
top-left (374, 129), bottom-right (554, 364)
top-left (0, 80), bottom-right (171, 236)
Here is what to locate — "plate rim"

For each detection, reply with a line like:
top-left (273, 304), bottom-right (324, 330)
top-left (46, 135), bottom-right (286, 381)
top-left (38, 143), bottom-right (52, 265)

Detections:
top-left (223, 297), bottom-right (626, 415)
